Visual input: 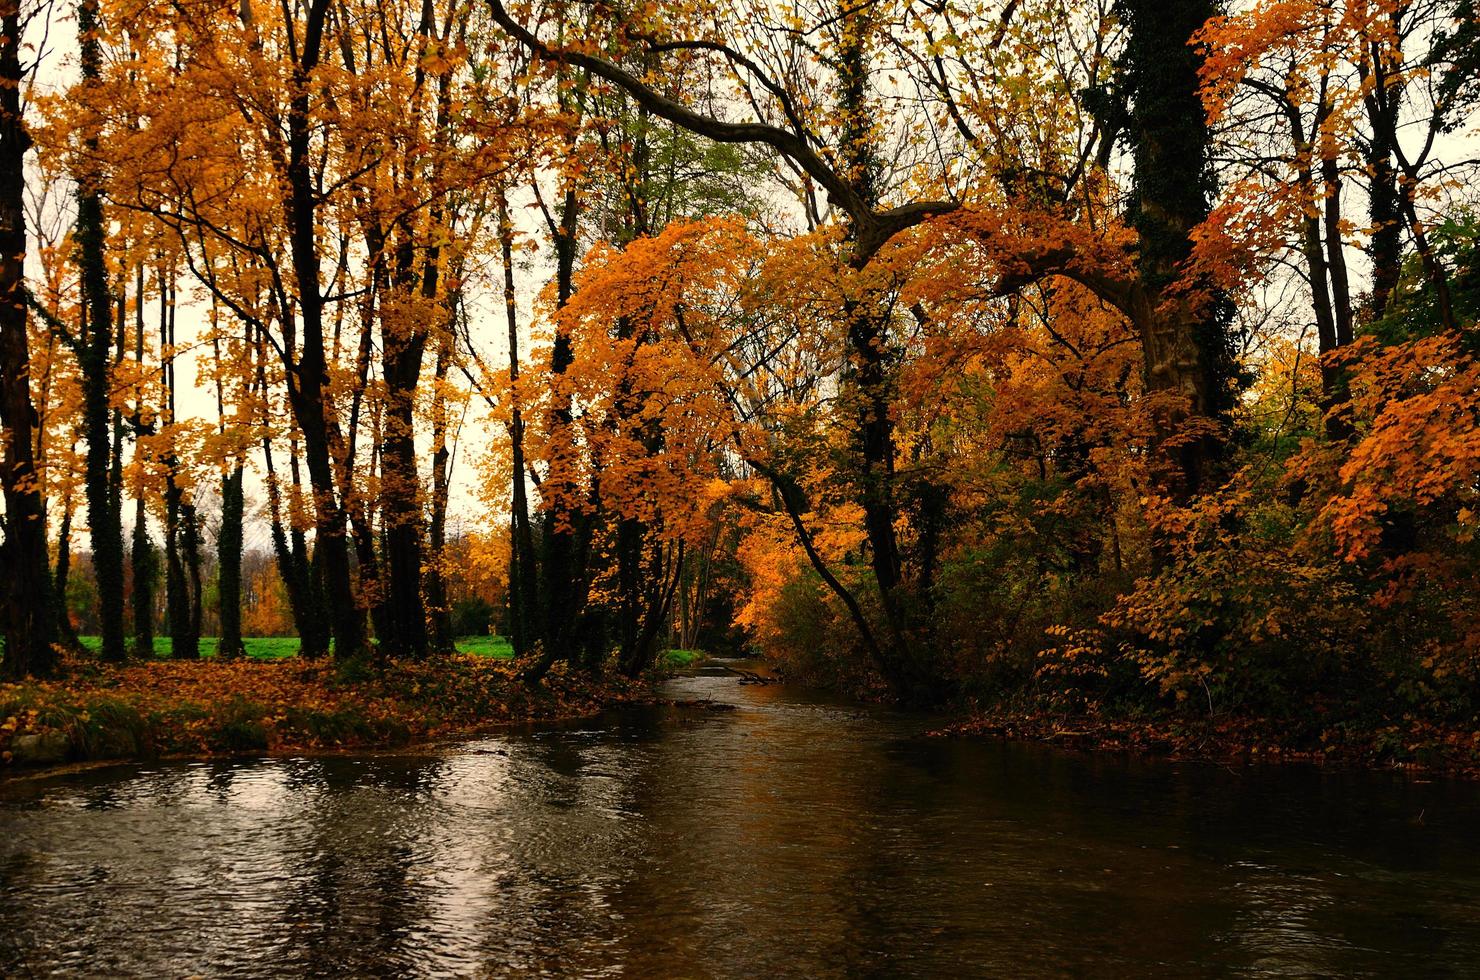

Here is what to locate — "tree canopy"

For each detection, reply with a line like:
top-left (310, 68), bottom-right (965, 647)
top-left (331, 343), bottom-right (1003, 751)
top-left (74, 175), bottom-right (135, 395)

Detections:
top-left (0, 0), bottom-right (1476, 737)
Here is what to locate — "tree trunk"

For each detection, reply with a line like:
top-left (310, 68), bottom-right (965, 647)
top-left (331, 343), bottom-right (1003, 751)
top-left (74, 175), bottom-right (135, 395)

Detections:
top-left (0, 0), bottom-right (54, 678)
top-left (1367, 130), bottom-right (1402, 319)
top-left (526, 185), bottom-right (585, 683)
top-left (1321, 154), bottom-right (1353, 348)
top-left (54, 501), bottom-right (80, 649)
top-left (344, 231), bottom-right (390, 648)
top-left (378, 213), bottom-right (430, 658)
top-left (264, 433), bottom-right (325, 657)
top-left (1118, 0), bottom-right (1237, 500)
top-left (131, 498), bottom-right (155, 657)
top-left (217, 465), bottom-right (245, 659)
top-left (425, 327), bottom-right (455, 653)
top-left (283, 0), bottom-right (365, 660)
top-left (76, 0), bottom-right (127, 662)
top-left (157, 270), bottom-right (199, 660)
top-left (183, 498), bottom-right (203, 643)
top-left (130, 265), bottom-right (155, 656)
top-left (254, 318), bottom-right (327, 657)
top-left (379, 324), bottom-right (429, 658)
top-left (499, 190), bottom-right (539, 661)
top-left (834, 2), bottom-right (944, 703)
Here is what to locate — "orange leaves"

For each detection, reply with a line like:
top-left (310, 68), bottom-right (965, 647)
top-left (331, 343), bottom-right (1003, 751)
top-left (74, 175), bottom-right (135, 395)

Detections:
top-left (1320, 337), bottom-right (1480, 561)
top-left (944, 204), bottom-right (1139, 298)
top-left (0, 654), bottom-right (644, 764)
top-left (518, 217), bottom-right (758, 540)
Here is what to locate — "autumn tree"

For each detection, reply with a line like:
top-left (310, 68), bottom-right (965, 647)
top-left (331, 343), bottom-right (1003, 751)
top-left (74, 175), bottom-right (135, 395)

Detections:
top-left (0, 0), bottom-right (54, 678)
top-left (488, 0), bottom-right (962, 698)
top-left (70, 0), bottom-right (128, 662)
top-left (485, 0), bottom-right (1250, 698)
top-left (1197, 0), bottom-right (1480, 442)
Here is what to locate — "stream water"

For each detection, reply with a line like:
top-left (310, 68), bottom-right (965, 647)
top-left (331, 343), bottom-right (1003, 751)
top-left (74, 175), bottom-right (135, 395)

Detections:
top-left (3, 663), bottom-right (1480, 977)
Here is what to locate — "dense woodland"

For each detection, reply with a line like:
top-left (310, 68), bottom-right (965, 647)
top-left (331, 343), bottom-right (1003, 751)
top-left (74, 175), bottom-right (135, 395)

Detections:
top-left (0, 0), bottom-right (1477, 737)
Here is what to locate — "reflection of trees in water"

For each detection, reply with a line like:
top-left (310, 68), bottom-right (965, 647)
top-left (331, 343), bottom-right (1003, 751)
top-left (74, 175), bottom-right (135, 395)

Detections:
top-left (570, 697), bottom-right (887, 976)
top-left (453, 730), bottom-right (662, 975)
top-left (275, 755), bottom-right (448, 976)
top-left (3, 689), bottom-right (1480, 975)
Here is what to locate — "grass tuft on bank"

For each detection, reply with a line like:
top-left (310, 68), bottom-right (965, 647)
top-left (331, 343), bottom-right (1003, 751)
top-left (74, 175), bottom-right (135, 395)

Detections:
top-left (663, 649), bottom-right (706, 668)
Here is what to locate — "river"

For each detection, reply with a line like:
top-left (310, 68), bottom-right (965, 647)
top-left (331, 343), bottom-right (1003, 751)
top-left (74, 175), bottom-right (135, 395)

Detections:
top-left (3, 662), bottom-right (1479, 977)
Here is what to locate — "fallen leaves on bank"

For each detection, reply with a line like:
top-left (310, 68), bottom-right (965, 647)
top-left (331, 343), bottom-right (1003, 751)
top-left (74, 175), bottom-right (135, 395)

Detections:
top-left (936, 708), bottom-right (1480, 779)
top-left (0, 653), bottom-right (649, 769)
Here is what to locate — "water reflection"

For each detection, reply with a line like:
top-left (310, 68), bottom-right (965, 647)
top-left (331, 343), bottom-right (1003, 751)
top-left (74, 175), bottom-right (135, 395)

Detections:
top-left (3, 669), bottom-right (1480, 976)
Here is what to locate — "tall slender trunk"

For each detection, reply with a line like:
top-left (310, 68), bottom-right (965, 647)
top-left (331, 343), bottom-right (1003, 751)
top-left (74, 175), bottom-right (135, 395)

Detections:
top-left (264, 432), bottom-right (325, 656)
top-left (1354, 20), bottom-right (1405, 323)
top-left (380, 345), bottom-right (428, 658)
top-left (183, 496), bottom-right (203, 642)
top-left (380, 0), bottom-right (457, 659)
top-left (421, 47), bottom-right (458, 655)
top-left (499, 190), bottom-right (538, 661)
top-left (130, 265), bottom-right (155, 655)
top-left (345, 442), bottom-right (388, 645)
top-left (110, 287), bottom-right (125, 624)
top-left (379, 217), bottom-right (430, 657)
top-left (1367, 135), bottom-right (1402, 319)
top-left (209, 318), bottom-right (245, 659)
top-left (253, 319), bottom-right (325, 656)
top-left (159, 272), bottom-right (199, 660)
top-left (0, 0), bottom-right (54, 678)
top-left (76, 0), bottom-right (126, 662)
top-left (344, 227), bottom-right (390, 646)
top-left (1321, 155), bottom-right (1353, 348)
top-left (54, 499), bottom-right (80, 648)
top-left (1320, 142), bottom-right (1356, 441)
top-left (131, 496), bottom-right (155, 655)
top-left (526, 185), bottom-right (584, 683)
top-left (425, 329), bottom-right (454, 652)
top-left (283, 0), bottom-right (364, 659)
top-left (217, 465), bottom-right (245, 658)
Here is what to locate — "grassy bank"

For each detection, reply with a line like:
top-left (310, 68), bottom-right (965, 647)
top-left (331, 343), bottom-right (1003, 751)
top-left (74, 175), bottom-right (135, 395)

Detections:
top-left (77, 635), bottom-right (699, 666)
top-left (77, 635), bottom-right (517, 660)
top-left (1, 653), bottom-right (649, 771)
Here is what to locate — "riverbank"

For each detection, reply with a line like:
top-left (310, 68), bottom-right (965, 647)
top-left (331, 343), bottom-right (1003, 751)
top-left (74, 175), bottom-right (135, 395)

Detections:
top-left (1, 653), bottom-right (651, 771)
top-left (939, 706), bottom-right (1480, 778)
top-left (9, 662), bottom-right (1480, 977)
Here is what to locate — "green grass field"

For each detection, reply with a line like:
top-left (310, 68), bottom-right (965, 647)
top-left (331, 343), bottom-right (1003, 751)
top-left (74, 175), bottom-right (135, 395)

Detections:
top-left (663, 649), bottom-right (705, 667)
top-left (77, 634), bottom-right (700, 667)
top-left (452, 635), bottom-right (515, 659)
top-left (79, 635), bottom-right (516, 660)
top-left (78, 635), bottom-right (301, 660)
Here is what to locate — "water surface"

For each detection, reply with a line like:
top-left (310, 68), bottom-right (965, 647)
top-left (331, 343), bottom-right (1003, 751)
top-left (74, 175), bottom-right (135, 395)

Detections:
top-left (3, 665), bottom-right (1479, 976)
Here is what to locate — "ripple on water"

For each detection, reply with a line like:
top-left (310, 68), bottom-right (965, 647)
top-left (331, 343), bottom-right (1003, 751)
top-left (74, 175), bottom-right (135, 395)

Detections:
top-left (4, 673), bottom-right (1480, 977)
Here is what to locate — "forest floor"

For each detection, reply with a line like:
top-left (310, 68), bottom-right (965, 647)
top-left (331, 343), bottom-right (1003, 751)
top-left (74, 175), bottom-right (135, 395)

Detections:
top-left (0, 648), bottom-right (665, 772)
top-left (939, 706), bottom-right (1480, 779)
